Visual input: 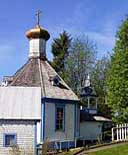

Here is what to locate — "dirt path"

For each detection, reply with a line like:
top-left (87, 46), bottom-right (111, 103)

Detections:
top-left (77, 142), bottom-right (128, 155)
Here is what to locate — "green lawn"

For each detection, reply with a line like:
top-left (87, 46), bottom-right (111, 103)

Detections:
top-left (89, 144), bottom-right (128, 155)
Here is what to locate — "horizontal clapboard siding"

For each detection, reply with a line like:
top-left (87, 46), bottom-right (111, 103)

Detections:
top-left (0, 120), bottom-right (35, 155)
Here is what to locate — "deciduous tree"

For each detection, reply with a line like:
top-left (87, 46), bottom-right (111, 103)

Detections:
top-left (92, 56), bottom-right (111, 117)
top-left (65, 36), bottom-right (97, 96)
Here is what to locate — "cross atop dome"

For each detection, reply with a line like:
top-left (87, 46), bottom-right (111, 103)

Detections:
top-left (36, 10), bottom-right (42, 26)
top-left (26, 10), bottom-right (50, 41)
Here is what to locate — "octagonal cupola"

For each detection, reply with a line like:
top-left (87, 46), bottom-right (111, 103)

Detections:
top-left (26, 10), bottom-right (50, 60)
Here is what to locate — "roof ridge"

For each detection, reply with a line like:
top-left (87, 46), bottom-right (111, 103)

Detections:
top-left (38, 59), bottom-right (46, 97)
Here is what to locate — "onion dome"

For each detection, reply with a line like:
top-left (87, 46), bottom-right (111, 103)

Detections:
top-left (26, 25), bottom-right (50, 41)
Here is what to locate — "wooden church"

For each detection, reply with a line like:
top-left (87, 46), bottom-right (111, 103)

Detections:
top-left (0, 12), bottom-right (80, 154)
top-left (0, 12), bottom-right (111, 155)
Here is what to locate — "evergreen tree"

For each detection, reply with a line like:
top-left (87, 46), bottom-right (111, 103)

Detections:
top-left (51, 31), bottom-right (71, 78)
top-left (107, 17), bottom-right (128, 123)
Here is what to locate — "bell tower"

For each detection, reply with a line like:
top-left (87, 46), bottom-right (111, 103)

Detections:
top-left (80, 74), bottom-right (98, 114)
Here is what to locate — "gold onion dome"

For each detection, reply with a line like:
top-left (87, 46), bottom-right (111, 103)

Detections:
top-left (26, 25), bottom-right (50, 41)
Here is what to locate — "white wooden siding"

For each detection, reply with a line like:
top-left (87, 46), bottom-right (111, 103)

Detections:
top-left (37, 121), bottom-right (41, 144)
top-left (80, 122), bottom-right (102, 140)
top-left (44, 103), bottom-right (75, 141)
top-left (0, 120), bottom-right (35, 155)
top-left (29, 39), bottom-right (46, 58)
top-left (0, 87), bottom-right (41, 120)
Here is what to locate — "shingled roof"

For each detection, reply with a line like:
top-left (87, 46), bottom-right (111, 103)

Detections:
top-left (9, 58), bottom-right (79, 101)
top-left (80, 110), bottom-right (111, 122)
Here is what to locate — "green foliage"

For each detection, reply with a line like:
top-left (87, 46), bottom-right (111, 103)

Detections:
top-left (106, 17), bottom-right (128, 123)
top-left (51, 30), bottom-right (71, 78)
top-left (92, 56), bottom-right (111, 117)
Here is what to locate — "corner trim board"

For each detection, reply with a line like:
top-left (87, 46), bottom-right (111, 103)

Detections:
top-left (34, 121), bottom-right (37, 155)
top-left (74, 104), bottom-right (76, 139)
top-left (41, 100), bottom-right (45, 142)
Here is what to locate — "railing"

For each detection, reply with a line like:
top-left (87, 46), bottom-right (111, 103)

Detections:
top-left (112, 124), bottom-right (128, 141)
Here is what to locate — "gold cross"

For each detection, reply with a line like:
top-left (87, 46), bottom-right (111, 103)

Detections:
top-left (36, 10), bottom-right (42, 26)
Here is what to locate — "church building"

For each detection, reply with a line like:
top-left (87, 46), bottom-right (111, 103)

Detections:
top-left (0, 12), bottom-right (112, 155)
top-left (0, 13), bottom-right (80, 154)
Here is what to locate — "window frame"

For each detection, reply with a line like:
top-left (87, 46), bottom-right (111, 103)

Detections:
top-left (3, 133), bottom-right (17, 147)
top-left (55, 104), bottom-right (65, 131)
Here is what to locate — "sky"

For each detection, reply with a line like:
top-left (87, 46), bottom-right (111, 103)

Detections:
top-left (0, 0), bottom-right (128, 80)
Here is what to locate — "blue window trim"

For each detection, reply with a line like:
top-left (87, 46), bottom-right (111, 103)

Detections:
top-left (55, 104), bottom-right (65, 132)
top-left (3, 133), bottom-right (17, 147)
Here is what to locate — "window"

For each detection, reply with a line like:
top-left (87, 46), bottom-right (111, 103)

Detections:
top-left (55, 105), bottom-right (65, 131)
top-left (4, 134), bottom-right (17, 147)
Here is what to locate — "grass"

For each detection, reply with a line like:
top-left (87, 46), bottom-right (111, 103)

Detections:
top-left (88, 143), bottom-right (128, 155)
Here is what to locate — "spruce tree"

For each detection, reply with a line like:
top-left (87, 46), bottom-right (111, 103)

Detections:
top-left (107, 17), bottom-right (128, 123)
top-left (51, 31), bottom-right (71, 78)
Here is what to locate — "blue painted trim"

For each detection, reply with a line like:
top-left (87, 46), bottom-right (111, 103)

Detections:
top-left (87, 108), bottom-right (97, 110)
top-left (64, 105), bottom-right (65, 131)
top-left (81, 108), bottom-right (97, 114)
top-left (42, 97), bottom-right (79, 104)
top-left (3, 133), bottom-right (17, 147)
top-left (3, 134), bottom-right (5, 147)
top-left (43, 101), bottom-right (45, 141)
top-left (78, 105), bottom-right (80, 137)
top-left (41, 100), bottom-right (45, 142)
top-left (55, 104), bottom-right (65, 132)
top-left (34, 121), bottom-right (37, 155)
top-left (74, 104), bottom-right (76, 139)
top-left (55, 104), bottom-right (56, 131)
top-left (41, 102), bottom-right (43, 142)
top-left (41, 103), bottom-right (42, 142)
top-left (57, 141), bottom-right (75, 149)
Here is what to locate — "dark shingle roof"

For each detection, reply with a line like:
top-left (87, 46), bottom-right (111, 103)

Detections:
top-left (10, 59), bottom-right (41, 87)
top-left (9, 58), bottom-right (79, 100)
